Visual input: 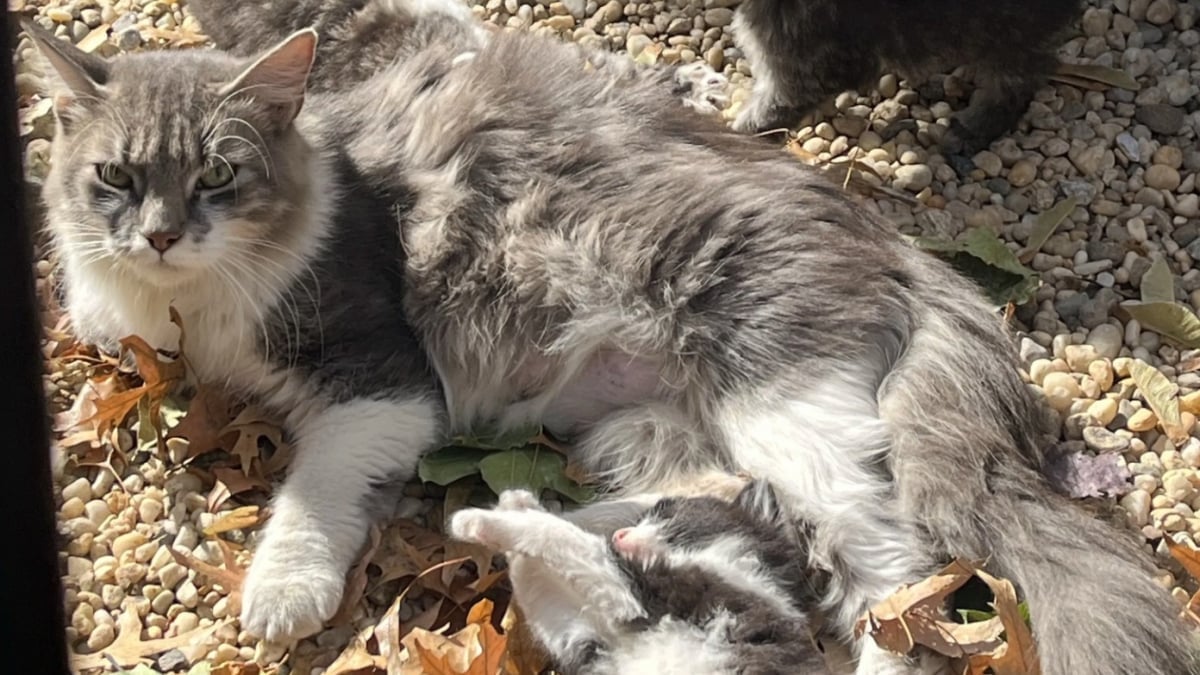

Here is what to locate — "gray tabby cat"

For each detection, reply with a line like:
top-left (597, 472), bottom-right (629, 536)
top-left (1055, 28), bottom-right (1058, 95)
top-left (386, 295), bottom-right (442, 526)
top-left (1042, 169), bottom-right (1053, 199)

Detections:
top-left (25, 0), bottom-right (1196, 673)
top-left (450, 484), bottom-right (831, 674)
top-left (730, 0), bottom-right (1081, 157)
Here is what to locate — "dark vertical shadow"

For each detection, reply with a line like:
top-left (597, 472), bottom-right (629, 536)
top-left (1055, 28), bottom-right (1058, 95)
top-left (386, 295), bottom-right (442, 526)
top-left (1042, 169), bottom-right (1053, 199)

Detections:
top-left (0, 10), bottom-right (70, 673)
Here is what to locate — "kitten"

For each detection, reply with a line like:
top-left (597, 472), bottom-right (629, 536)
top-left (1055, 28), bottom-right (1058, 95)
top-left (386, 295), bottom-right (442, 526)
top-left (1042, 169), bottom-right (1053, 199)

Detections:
top-left (450, 484), bottom-right (833, 675)
top-left (729, 0), bottom-right (1081, 156)
top-left (27, 1), bottom-right (1197, 673)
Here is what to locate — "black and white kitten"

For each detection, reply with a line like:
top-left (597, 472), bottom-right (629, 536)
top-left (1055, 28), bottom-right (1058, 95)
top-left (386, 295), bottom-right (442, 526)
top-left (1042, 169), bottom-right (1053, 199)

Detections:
top-left (450, 484), bottom-right (832, 675)
top-left (26, 0), bottom-right (1196, 673)
top-left (730, 0), bottom-right (1081, 155)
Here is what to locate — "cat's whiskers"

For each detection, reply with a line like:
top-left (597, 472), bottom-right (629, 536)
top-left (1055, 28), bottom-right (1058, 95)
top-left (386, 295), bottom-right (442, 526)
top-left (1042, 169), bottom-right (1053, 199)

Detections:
top-left (205, 117), bottom-right (275, 179)
top-left (227, 235), bottom-right (325, 362)
top-left (60, 117), bottom-right (123, 167)
top-left (219, 249), bottom-right (302, 367)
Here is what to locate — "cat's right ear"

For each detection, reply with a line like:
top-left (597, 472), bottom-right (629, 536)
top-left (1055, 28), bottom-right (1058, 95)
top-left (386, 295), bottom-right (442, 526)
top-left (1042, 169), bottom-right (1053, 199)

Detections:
top-left (220, 28), bottom-right (318, 129)
top-left (20, 19), bottom-right (110, 110)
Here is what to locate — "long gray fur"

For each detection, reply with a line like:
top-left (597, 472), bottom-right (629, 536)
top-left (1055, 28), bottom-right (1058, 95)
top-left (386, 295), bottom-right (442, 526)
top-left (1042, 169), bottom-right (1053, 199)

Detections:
top-left (31, 0), bottom-right (1198, 671)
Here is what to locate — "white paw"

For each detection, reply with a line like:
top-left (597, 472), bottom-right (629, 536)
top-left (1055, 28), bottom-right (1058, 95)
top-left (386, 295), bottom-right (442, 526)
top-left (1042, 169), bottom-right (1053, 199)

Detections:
top-left (497, 489), bottom-right (542, 511)
top-left (239, 550), bottom-right (345, 643)
top-left (449, 508), bottom-right (492, 546)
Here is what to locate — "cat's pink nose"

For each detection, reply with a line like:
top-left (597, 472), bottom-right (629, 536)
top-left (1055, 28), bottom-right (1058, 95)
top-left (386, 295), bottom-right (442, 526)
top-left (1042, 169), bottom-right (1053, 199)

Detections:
top-left (612, 528), bottom-right (631, 545)
top-left (146, 232), bottom-right (181, 253)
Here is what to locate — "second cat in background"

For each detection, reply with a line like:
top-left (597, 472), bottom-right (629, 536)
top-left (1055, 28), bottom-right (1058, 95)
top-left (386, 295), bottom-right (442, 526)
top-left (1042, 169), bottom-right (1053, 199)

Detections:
top-left (730, 0), bottom-right (1081, 156)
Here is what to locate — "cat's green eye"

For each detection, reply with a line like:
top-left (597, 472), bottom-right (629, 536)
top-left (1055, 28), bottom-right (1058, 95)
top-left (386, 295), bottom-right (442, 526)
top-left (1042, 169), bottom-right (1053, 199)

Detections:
top-left (197, 162), bottom-right (237, 190)
top-left (96, 164), bottom-right (134, 190)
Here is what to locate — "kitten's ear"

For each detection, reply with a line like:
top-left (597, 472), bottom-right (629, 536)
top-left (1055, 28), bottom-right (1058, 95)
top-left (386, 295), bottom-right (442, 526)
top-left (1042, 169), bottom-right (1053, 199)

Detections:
top-left (733, 479), bottom-right (785, 525)
top-left (21, 19), bottom-right (109, 104)
top-left (220, 28), bottom-right (318, 127)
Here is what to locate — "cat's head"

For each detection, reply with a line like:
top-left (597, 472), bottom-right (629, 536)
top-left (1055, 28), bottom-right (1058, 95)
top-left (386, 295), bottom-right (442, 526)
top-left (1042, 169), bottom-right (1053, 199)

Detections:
top-left (611, 479), bottom-right (784, 563)
top-left (26, 21), bottom-right (321, 289)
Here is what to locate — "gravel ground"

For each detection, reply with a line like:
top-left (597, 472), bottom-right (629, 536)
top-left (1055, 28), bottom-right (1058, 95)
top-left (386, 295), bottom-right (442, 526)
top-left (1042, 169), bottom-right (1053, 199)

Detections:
top-left (12, 0), bottom-right (1200, 672)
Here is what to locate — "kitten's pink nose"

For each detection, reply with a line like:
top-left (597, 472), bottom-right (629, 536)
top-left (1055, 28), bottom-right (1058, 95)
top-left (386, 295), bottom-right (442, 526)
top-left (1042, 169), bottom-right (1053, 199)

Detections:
top-left (612, 528), bottom-right (631, 547)
top-left (146, 232), bottom-right (181, 253)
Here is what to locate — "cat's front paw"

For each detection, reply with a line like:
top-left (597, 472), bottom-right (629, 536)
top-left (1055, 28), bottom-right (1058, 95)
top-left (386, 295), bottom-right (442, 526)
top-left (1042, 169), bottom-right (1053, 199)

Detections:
top-left (449, 508), bottom-right (496, 547)
top-left (240, 550), bottom-right (345, 643)
top-left (731, 95), bottom-right (785, 133)
top-left (497, 489), bottom-right (542, 511)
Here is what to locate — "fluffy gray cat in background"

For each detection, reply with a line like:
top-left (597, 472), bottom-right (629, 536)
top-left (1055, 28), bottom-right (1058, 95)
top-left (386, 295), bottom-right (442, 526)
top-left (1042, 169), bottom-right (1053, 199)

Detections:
top-left (450, 484), bottom-right (831, 674)
top-left (25, 0), bottom-right (1197, 672)
top-left (730, 0), bottom-right (1081, 156)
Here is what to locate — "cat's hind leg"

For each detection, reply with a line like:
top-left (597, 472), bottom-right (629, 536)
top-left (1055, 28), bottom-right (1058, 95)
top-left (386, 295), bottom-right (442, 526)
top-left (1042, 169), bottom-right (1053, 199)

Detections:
top-left (712, 369), bottom-right (941, 675)
top-left (941, 52), bottom-right (1054, 156)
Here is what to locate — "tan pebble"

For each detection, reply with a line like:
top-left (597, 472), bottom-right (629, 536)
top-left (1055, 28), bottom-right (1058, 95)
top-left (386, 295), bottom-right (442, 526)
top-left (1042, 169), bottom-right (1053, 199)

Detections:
top-left (1113, 357), bottom-right (1133, 377)
top-left (1121, 489), bottom-right (1152, 527)
top-left (66, 556), bottom-right (92, 578)
top-left (157, 562), bottom-right (188, 590)
top-left (101, 584), bottom-right (124, 609)
top-left (1153, 569), bottom-right (1175, 590)
top-left (1172, 586), bottom-right (1192, 606)
top-left (86, 623), bottom-right (116, 650)
top-left (1154, 499), bottom-right (1175, 512)
top-left (1041, 372), bottom-right (1082, 413)
top-left (172, 611), bottom-right (199, 634)
top-left (60, 497), bottom-right (85, 519)
top-left (213, 596), bottom-right (230, 619)
top-left (1181, 391), bottom-right (1200, 416)
top-left (145, 626), bottom-right (163, 640)
top-left (70, 604), bottom-right (95, 636)
top-left (1079, 377), bottom-right (1101, 400)
top-left (1188, 518), bottom-right (1200, 536)
top-left (1065, 345), bottom-right (1100, 372)
top-left (134, 541), bottom-right (157, 564)
top-left (93, 556), bottom-right (117, 583)
top-left (149, 546), bottom-right (173, 572)
top-left (1088, 360), bottom-right (1115, 392)
top-left (61, 477), bottom-right (92, 503)
top-left (167, 604), bottom-right (185, 621)
top-left (1129, 408), bottom-right (1159, 432)
top-left (114, 563), bottom-right (147, 589)
top-left (239, 646), bottom-right (256, 660)
top-left (1163, 513), bottom-right (1187, 532)
top-left (1088, 398), bottom-right (1119, 426)
top-left (214, 643), bottom-right (240, 664)
top-left (1163, 450), bottom-right (1186, 471)
top-left (1183, 412), bottom-right (1197, 436)
top-left (111, 532), bottom-right (148, 559)
top-left (85, 499), bottom-right (112, 526)
top-left (177, 581), bottom-right (199, 608)
top-left (66, 532), bottom-right (93, 557)
top-left (1185, 442), bottom-right (1200, 469)
top-left (145, 613), bottom-right (169, 632)
top-left (138, 498), bottom-right (164, 523)
top-left (151, 589), bottom-right (174, 615)
top-left (46, 8), bottom-right (73, 23)
top-left (1164, 470), bottom-right (1196, 501)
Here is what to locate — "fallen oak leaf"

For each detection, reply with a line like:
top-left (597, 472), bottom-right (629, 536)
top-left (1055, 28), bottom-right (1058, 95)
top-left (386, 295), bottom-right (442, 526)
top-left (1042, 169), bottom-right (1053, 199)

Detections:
top-left (855, 559), bottom-right (977, 655)
top-left (71, 609), bottom-right (227, 670)
top-left (222, 407), bottom-right (286, 475)
top-left (1166, 537), bottom-right (1200, 582)
top-left (968, 568), bottom-right (1041, 675)
top-left (169, 541), bottom-right (246, 614)
top-left (465, 599), bottom-right (508, 675)
top-left (1129, 359), bottom-right (1188, 445)
top-left (207, 467), bottom-right (270, 512)
top-left (169, 386), bottom-right (238, 461)
top-left (325, 624), bottom-right (386, 675)
top-left (202, 505), bottom-right (262, 537)
top-left (331, 526), bottom-right (385, 627)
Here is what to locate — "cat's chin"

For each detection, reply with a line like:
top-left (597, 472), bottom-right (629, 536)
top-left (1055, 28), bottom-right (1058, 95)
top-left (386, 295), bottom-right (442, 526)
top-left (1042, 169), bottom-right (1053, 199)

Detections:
top-left (123, 258), bottom-right (209, 289)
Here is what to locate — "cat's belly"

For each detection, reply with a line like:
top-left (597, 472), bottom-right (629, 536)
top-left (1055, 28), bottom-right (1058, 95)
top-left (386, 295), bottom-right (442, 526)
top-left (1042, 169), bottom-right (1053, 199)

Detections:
top-left (537, 350), bottom-right (665, 437)
top-left (438, 348), bottom-right (665, 437)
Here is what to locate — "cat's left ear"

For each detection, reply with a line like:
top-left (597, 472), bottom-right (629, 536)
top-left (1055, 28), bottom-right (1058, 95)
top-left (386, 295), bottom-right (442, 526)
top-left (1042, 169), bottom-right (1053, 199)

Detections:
top-left (221, 28), bottom-right (318, 128)
top-left (733, 479), bottom-right (785, 525)
top-left (21, 19), bottom-right (110, 110)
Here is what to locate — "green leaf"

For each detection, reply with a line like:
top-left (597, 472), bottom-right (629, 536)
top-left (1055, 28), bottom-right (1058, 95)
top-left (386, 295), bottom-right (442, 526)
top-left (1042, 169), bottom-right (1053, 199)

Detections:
top-left (957, 608), bottom-right (997, 623)
top-left (418, 446), bottom-right (489, 485)
top-left (136, 396), bottom-right (158, 452)
top-left (1140, 256), bottom-right (1177, 304)
top-left (1123, 302), bottom-right (1200, 349)
top-left (186, 664), bottom-right (213, 675)
top-left (914, 227), bottom-right (1040, 306)
top-left (451, 423), bottom-right (542, 451)
top-left (478, 447), bottom-right (595, 504)
top-left (1129, 359), bottom-right (1187, 444)
top-left (1018, 197), bottom-right (1077, 263)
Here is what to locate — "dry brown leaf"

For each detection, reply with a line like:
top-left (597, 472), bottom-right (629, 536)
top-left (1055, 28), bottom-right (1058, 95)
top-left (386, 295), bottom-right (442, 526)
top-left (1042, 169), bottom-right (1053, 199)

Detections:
top-left (1166, 537), bottom-right (1200, 581)
top-left (71, 607), bottom-right (226, 669)
top-left (202, 505), bottom-right (262, 536)
top-left (966, 569), bottom-right (1041, 675)
top-left (332, 526), bottom-right (385, 626)
top-left (223, 407), bottom-right (286, 475)
top-left (170, 539), bottom-right (246, 614)
top-left (326, 624), bottom-right (387, 675)
top-left (207, 466), bottom-right (271, 511)
top-left (500, 603), bottom-right (550, 675)
top-left (170, 385), bottom-right (238, 460)
top-left (856, 559), bottom-right (976, 654)
top-left (466, 599), bottom-right (508, 675)
top-left (1129, 360), bottom-right (1188, 444)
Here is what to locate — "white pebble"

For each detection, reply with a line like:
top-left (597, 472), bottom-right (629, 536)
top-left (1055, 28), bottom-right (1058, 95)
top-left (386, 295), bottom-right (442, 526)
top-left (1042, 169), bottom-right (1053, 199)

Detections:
top-left (62, 478), bottom-right (92, 503)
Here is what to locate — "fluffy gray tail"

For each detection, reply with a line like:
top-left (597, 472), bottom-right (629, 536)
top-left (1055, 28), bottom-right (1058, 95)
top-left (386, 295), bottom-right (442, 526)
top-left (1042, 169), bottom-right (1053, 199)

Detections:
top-left (880, 281), bottom-right (1199, 675)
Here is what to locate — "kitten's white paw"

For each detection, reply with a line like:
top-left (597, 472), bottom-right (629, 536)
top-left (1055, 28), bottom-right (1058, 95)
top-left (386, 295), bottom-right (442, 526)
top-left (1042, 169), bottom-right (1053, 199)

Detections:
top-left (239, 552), bottom-right (345, 643)
top-left (449, 509), bottom-right (493, 546)
top-left (497, 489), bottom-right (541, 511)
